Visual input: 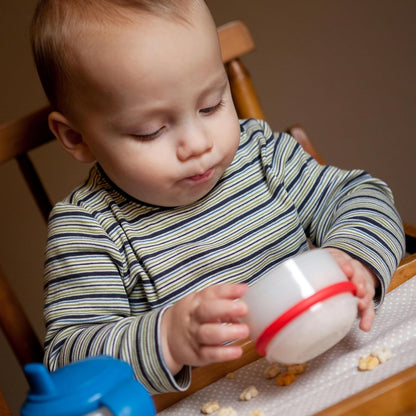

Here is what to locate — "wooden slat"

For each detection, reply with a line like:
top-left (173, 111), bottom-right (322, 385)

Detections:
top-left (218, 20), bottom-right (255, 63)
top-left (226, 59), bottom-right (266, 120)
top-left (315, 364), bottom-right (416, 416)
top-left (16, 153), bottom-right (52, 222)
top-left (0, 388), bottom-right (12, 416)
top-left (0, 267), bottom-right (44, 367)
top-left (217, 21), bottom-right (264, 120)
top-left (387, 253), bottom-right (416, 292)
top-left (403, 221), bottom-right (416, 238)
top-left (0, 105), bottom-right (54, 163)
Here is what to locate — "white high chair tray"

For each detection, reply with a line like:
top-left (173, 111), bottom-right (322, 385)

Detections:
top-left (159, 276), bottom-right (416, 415)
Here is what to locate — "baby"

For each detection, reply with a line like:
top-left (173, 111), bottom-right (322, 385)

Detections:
top-left (31, 0), bottom-right (404, 393)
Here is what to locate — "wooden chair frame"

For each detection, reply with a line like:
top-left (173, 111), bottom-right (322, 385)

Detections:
top-left (0, 389), bottom-right (12, 416)
top-left (1, 19), bottom-right (415, 413)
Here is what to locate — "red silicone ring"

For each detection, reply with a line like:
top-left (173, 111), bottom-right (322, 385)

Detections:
top-left (255, 281), bottom-right (356, 356)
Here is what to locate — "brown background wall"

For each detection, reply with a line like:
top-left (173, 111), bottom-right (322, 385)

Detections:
top-left (1, 1), bottom-right (415, 414)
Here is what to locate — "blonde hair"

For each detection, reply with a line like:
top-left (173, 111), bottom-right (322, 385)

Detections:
top-left (30, 0), bottom-right (193, 111)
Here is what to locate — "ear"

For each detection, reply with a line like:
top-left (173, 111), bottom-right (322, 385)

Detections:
top-left (48, 111), bottom-right (95, 163)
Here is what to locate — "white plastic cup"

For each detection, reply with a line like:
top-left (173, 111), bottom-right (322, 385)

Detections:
top-left (241, 249), bottom-right (358, 363)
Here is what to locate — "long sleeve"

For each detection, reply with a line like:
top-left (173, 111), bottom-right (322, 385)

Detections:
top-left (43, 202), bottom-right (191, 394)
top-left (260, 120), bottom-right (405, 302)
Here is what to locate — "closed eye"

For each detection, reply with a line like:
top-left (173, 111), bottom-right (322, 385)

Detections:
top-left (199, 100), bottom-right (224, 115)
top-left (132, 126), bottom-right (165, 141)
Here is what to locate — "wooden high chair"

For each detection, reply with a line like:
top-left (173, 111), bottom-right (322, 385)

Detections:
top-left (0, 19), bottom-right (415, 414)
top-left (0, 388), bottom-right (12, 416)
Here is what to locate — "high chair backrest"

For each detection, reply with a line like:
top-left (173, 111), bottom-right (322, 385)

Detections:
top-left (1, 19), bottom-right (416, 414)
top-left (0, 108), bottom-right (51, 368)
top-left (219, 21), bottom-right (325, 164)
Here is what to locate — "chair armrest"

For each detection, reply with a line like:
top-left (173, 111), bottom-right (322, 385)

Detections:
top-left (387, 253), bottom-right (416, 292)
top-left (0, 106), bottom-right (54, 163)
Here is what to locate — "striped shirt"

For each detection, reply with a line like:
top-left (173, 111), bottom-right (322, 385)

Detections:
top-left (43, 118), bottom-right (405, 393)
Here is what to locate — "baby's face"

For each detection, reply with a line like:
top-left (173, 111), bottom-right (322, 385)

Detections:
top-left (66, 2), bottom-right (241, 206)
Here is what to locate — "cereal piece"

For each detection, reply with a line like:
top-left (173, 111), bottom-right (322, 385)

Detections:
top-left (225, 372), bottom-right (236, 379)
top-left (372, 348), bottom-right (392, 363)
top-left (286, 363), bottom-right (306, 375)
top-left (358, 354), bottom-right (380, 371)
top-left (247, 410), bottom-right (266, 416)
top-left (239, 385), bottom-right (258, 401)
top-left (276, 372), bottom-right (296, 386)
top-left (263, 363), bottom-right (282, 379)
top-left (201, 401), bottom-right (220, 414)
top-left (217, 407), bottom-right (237, 416)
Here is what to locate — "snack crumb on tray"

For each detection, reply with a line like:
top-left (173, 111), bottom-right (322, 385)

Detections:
top-left (201, 401), bottom-right (220, 414)
top-left (372, 347), bottom-right (393, 363)
top-left (358, 347), bottom-right (392, 371)
top-left (239, 385), bottom-right (259, 401)
top-left (217, 407), bottom-right (238, 416)
top-left (263, 362), bottom-right (307, 386)
top-left (286, 362), bottom-right (307, 375)
top-left (263, 363), bottom-right (282, 379)
top-left (276, 372), bottom-right (297, 386)
top-left (248, 410), bottom-right (266, 416)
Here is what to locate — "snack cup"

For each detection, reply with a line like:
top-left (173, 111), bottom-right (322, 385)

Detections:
top-left (242, 249), bottom-right (357, 364)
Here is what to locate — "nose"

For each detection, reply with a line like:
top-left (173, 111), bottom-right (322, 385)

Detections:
top-left (176, 122), bottom-right (213, 161)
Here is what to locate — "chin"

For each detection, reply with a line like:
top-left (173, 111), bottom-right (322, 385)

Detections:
top-left (168, 188), bottom-right (214, 207)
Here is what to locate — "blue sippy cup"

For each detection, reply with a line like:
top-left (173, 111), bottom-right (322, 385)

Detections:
top-left (21, 356), bottom-right (156, 416)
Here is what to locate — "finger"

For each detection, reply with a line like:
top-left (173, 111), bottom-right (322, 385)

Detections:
top-left (349, 273), bottom-right (366, 298)
top-left (196, 322), bottom-right (249, 345)
top-left (325, 248), bottom-right (356, 279)
top-left (349, 266), bottom-right (376, 300)
top-left (358, 301), bottom-right (375, 332)
top-left (196, 344), bottom-right (244, 365)
top-left (194, 298), bottom-right (248, 323)
top-left (207, 283), bottom-right (249, 300)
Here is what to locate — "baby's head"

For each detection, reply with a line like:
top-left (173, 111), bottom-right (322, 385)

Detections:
top-left (31, 0), bottom-right (193, 114)
top-left (31, 0), bottom-right (241, 207)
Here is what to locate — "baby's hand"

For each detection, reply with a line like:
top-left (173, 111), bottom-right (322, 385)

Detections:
top-left (161, 283), bottom-right (249, 374)
top-left (325, 247), bottom-right (379, 332)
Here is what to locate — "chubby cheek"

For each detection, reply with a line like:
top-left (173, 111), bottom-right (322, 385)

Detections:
top-left (126, 155), bottom-right (171, 183)
top-left (218, 114), bottom-right (241, 162)
top-left (114, 166), bottom-right (167, 203)
top-left (100, 149), bottom-right (171, 195)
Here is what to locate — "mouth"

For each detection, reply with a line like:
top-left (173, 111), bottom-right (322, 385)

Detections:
top-left (186, 168), bottom-right (214, 183)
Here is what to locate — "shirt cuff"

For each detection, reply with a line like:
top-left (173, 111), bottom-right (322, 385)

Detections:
top-left (132, 306), bottom-right (191, 394)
